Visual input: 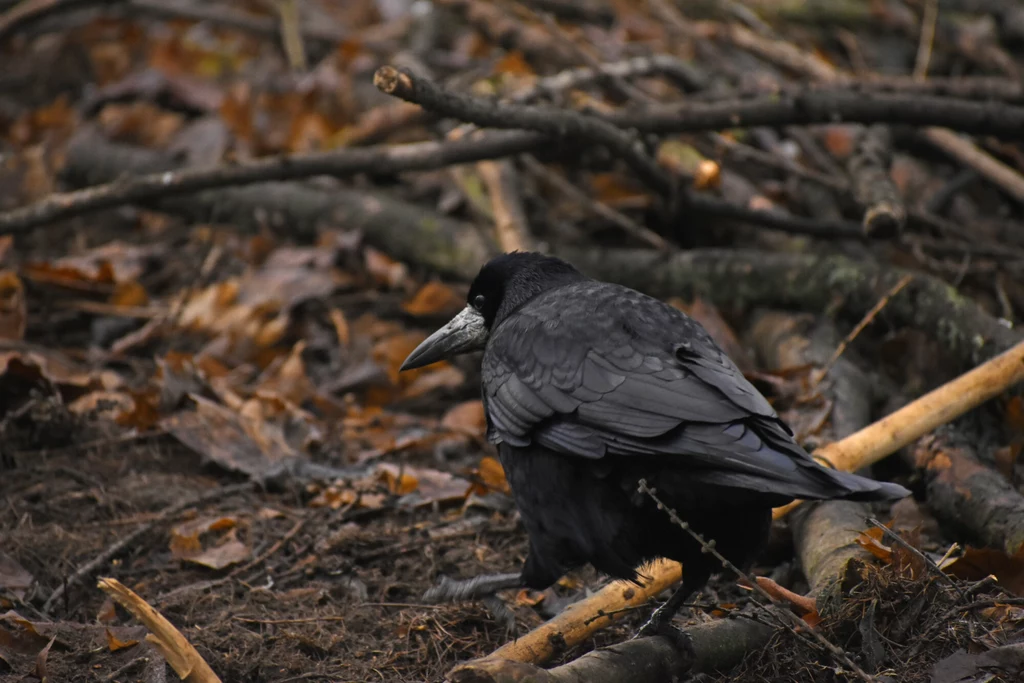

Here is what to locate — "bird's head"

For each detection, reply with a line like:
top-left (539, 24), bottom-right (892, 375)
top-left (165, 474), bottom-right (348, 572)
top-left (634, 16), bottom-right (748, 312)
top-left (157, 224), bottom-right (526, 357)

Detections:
top-left (400, 252), bottom-right (583, 371)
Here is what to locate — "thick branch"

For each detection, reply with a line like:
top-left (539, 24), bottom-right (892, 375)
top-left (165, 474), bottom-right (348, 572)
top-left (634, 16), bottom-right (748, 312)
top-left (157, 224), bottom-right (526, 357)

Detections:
top-left (450, 617), bottom-right (772, 683)
top-left (61, 131), bottom-right (494, 280)
top-left (748, 312), bottom-right (877, 594)
top-left (847, 125), bottom-right (906, 237)
top-left (562, 248), bottom-right (1020, 368)
top-left (603, 90), bottom-right (1024, 138)
top-left (912, 429), bottom-right (1024, 556)
top-left (0, 128), bottom-right (547, 235)
top-left (373, 65), bottom-right (673, 197)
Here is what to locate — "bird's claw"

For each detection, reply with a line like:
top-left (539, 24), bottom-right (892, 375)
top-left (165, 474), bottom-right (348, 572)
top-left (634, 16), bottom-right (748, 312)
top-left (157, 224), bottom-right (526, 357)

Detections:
top-left (633, 616), bottom-right (692, 652)
top-left (422, 572), bottom-right (522, 603)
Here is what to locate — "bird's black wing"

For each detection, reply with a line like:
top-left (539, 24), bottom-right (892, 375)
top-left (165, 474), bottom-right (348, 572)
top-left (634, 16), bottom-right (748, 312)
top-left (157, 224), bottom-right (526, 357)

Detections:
top-left (482, 281), bottom-right (878, 498)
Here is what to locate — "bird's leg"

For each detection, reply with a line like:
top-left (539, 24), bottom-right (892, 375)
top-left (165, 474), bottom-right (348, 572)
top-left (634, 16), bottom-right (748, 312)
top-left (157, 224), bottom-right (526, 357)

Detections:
top-left (633, 581), bottom-right (696, 639)
top-left (422, 572), bottom-right (523, 603)
top-left (423, 572), bottom-right (523, 634)
top-left (633, 565), bottom-right (712, 640)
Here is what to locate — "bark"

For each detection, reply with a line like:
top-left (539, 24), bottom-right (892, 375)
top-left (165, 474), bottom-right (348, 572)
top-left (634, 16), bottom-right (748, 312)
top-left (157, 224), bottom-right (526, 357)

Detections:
top-left (912, 429), bottom-right (1024, 557)
top-left (747, 312), bottom-right (876, 595)
top-left (60, 130), bottom-right (494, 280)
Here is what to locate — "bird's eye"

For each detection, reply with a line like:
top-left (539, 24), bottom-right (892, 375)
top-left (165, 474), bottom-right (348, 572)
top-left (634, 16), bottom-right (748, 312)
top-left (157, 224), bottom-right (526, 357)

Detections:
top-left (472, 294), bottom-right (486, 310)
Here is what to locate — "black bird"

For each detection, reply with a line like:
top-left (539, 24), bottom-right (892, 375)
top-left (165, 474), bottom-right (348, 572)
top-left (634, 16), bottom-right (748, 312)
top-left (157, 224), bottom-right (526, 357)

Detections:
top-left (401, 252), bottom-right (909, 636)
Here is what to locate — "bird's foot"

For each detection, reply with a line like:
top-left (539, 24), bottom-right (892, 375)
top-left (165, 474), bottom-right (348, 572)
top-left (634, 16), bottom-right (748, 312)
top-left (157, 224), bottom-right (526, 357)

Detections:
top-left (423, 572), bottom-right (523, 635)
top-left (633, 612), bottom-right (692, 653)
top-left (422, 572), bottom-right (522, 603)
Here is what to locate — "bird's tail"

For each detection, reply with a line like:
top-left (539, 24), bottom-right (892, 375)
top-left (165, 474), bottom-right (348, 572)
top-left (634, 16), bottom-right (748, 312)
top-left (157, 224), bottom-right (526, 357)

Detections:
top-left (799, 465), bottom-right (910, 502)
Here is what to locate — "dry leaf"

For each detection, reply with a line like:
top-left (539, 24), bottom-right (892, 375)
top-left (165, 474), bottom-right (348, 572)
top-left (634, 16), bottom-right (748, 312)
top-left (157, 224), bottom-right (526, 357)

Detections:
top-left (402, 281), bottom-right (463, 317)
top-left (105, 627), bottom-right (139, 652)
top-left (364, 247), bottom-right (407, 289)
top-left (0, 272), bottom-right (26, 341)
top-left (856, 527), bottom-right (893, 563)
top-left (693, 160), bottom-right (722, 191)
top-left (162, 395), bottom-right (298, 481)
top-left (0, 553), bottom-right (33, 601)
top-left (945, 547), bottom-right (1024, 596)
top-left (469, 456), bottom-right (510, 496)
top-left (441, 400), bottom-right (486, 437)
top-left (170, 517), bottom-right (250, 570)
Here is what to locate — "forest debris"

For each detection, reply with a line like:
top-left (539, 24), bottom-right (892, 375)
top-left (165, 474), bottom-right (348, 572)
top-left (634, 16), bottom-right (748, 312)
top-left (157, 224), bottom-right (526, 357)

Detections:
top-left (929, 644), bottom-right (1024, 683)
top-left (450, 619), bottom-right (772, 683)
top-left (846, 124), bottom-right (905, 236)
top-left (169, 516), bottom-right (251, 571)
top-left (912, 429), bottom-right (1024, 557)
top-left (477, 160), bottom-right (533, 253)
top-left (403, 281), bottom-right (464, 318)
top-left (97, 577), bottom-right (222, 683)
top-left (944, 547), bottom-right (1024, 596)
top-left (0, 271), bottom-right (25, 341)
top-left (0, 552), bottom-right (34, 601)
top-left (162, 395), bottom-right (299, 482)
top-left (563, 248), bottom-right (1020, 369)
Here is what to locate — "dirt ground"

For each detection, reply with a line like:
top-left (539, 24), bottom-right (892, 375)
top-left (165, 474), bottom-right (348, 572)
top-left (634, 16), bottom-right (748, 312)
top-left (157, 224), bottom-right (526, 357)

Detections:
top-left (2, 1), bottom-right (1024, 682)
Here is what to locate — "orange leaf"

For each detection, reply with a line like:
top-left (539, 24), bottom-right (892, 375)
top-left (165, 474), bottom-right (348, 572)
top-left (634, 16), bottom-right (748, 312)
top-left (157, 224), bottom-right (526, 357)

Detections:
top-left (402, 281), bottom-right (463, 317)
top-left (379, 467), bottom-right (419, 495)
top-left (472, 456), bottom-right (510, 495)
top-left (441, 400), bottom-right (487, 436)
top-left (494, 51), bottom-right (534, 77)
top-left (105, 627), bottom-right (139, 652)
top-left (856, 527), bottom-right (893, 563)
top-left (0, 271), bottom-right (26, 341)
top-left (110, 281), bottom-right (149, 307)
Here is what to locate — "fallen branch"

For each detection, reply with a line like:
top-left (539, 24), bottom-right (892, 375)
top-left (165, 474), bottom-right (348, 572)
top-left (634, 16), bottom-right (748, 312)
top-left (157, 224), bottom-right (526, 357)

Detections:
top-left (373, 65), bottom-right (673, 197)
top-left (912, 428), bottom-right (1024, 556)
top-left (748, 312), bottom-right (876, 595)
top-left (55, 130), bottom-right (497, 280)
top-left (0, 127), bottom-right (548, 235)
top-left (476, 160), bottom-right (534, 252)
top-left (375, 65), bottom-right (867, 239)
top-left (847, 125), bottom-right (905, 237)
top-left (602, 90), bottom-right (1024, 138)
top-left (563, 248), bottom-right (1019, 368)
top-left (449, 618), bottom-right (772, 683)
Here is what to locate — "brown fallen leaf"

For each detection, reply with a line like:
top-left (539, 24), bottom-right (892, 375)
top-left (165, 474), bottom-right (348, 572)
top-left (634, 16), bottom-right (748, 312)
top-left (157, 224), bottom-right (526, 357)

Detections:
top-left (469, 456), bottom-right (510, 496)
top-left (375, 463), bottom-right (470, 505)
top-left (402, 281), bottom-right (463, 317)
top-left (105, 627), bottom-right (139, 652)
top-left (944, 547), bottom-right (1024, 596)
top-left (0, 553), bottom-right (33, 601)
top-left (441, 400), bottom-right (487, 437)
top-left (0, 271), bottom-right (26, 341)
top-left (162, 395), bottom-right (298, 481)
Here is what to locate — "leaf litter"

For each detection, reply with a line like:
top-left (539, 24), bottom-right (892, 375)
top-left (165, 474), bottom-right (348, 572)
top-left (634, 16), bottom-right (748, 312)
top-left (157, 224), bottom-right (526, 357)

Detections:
top-left (1, 1), bottom-right (1023, 682)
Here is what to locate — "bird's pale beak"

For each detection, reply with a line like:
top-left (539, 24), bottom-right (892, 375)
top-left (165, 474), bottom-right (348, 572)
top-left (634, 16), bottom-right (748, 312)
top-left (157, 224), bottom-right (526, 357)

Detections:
top-left (400, 306), bottom-right (488, 371)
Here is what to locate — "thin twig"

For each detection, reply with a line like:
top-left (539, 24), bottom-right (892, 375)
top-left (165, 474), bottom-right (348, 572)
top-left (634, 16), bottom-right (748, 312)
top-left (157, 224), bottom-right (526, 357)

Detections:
top-left (865, 517), bottom-right (965, 598)
top-left (520, 154), bottom-right (667, 249)
top-left (812, 275), bottom-right (913, 391)
top-left (913, 0), bottom-right (940, 81)
top-left (42, 482), bottom-right (253, 614)
top-left (638, 480), bottom-right (876, 683)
